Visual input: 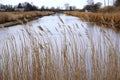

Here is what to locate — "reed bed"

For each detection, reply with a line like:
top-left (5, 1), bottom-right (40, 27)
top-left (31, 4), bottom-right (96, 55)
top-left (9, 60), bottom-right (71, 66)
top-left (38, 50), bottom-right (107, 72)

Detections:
top-left (0, 16), bottom-right (120, 80)
top-left (64, 11), bottom-right (120, 31)
top-left (0, 11), bottom-right (54, 25)
top-left (98, 6), bottom-right (120, 13)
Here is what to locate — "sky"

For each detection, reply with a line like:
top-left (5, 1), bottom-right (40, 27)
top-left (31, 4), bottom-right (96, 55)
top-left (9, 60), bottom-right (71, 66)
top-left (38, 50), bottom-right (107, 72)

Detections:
top-left (0, 0), bottom-right (114, 9)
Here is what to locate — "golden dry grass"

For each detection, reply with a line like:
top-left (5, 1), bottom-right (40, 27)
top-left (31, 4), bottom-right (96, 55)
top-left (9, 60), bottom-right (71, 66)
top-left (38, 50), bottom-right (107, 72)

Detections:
top-left (64, 11), bottom-right (120, 31)
top-left (0, 16), bottom-right (120, 80)
top-left (0, 11), bottom-right (54, 24)
top-left (98, 6), bottom-right (120, 13)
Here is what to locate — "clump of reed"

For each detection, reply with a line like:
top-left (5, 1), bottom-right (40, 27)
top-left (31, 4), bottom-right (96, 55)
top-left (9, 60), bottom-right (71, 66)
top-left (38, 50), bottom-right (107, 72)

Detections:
top-left (0, 16), bottom-right (120, 80)
top-left (0, 11), bottom-right (54, 25)
top-left (64, 11), bottom-right (120, 31)
top-left (97, 6), bottom-right (115, 13)
top-left (97, 6), bottom-right (120, 13)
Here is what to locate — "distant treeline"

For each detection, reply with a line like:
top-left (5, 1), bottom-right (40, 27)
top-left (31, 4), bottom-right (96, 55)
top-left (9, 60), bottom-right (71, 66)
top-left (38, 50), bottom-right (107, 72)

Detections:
top-left (0, 2), bottom-right (78, 12)
top-left (0, 2), bottom-right (38, 12)
top-left (82, 0), bottom-right (120, 12)
top-left (0, 0), bottom-right (120, 12)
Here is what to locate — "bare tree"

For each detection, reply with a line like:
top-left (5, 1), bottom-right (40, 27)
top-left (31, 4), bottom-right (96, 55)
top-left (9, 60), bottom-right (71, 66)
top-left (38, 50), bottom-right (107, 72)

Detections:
top-left (83, 2), bottom-right (102, 12)
top-left (17, 3), bottom-right (23, 8)
top-left (87, 0), bottom-right (94, 5)
top-left (113, 0), bottom-right (115, 5)
top-left (114, 0), bottom-right (120, 6)
top-left (64, 3), bottom-right (69, 10)
top-left (108, 0), bottom-right (109, 6)
top-left (104, 0), bottom-right (106, 6)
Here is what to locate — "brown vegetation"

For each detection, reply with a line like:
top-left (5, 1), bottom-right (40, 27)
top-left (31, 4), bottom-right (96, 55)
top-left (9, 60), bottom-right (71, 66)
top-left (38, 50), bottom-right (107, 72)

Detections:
top-left (97, 6), bottom-right (120, 13)
top-left (64, 11), bottom-right (120, 31)
top-left (0, 19), bottom-right (120, 79)
top-left (0, 11), bottom-right (54, 27)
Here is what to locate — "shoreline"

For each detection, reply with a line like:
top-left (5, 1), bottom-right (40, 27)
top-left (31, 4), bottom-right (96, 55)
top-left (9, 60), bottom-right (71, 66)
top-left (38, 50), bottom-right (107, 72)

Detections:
top-left (64, 11), bottom-right (120, 31)
top-left (0, 11), bottom-right (55, 28)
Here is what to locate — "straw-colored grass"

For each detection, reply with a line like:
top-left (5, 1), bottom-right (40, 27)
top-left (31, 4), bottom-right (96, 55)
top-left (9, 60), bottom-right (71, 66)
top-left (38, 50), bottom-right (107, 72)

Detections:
top-left (0, 16), bottom-right (120, 80)
top-left (0, 11), bottom-right (54, 27)
top-left (64, 11), bottom-right (120, 31)
top-left (98, 6), bottom-right (120, 13)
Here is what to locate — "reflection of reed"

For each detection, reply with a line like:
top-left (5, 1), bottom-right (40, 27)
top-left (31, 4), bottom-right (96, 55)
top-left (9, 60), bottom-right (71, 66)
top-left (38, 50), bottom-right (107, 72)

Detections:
top-left (0, 17), bottom-right (120, 80)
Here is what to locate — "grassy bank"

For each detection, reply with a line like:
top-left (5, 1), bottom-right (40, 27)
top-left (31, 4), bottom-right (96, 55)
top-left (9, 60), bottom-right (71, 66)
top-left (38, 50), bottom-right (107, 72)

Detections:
top-left (65, 11), bottom-right (120, 31)
top-left (98, 6), bottom-right (120, 13)
top-left (0, 11), bottom-right (54, 27)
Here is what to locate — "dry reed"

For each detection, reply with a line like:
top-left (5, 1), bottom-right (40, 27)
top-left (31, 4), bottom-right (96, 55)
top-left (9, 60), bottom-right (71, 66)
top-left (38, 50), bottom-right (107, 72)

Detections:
top-left (64, 11), bottom-right (120, 31)
top-left (0, 16), bottom-right (120, 80)
top-left (0, 11), bottom-right (54, 27)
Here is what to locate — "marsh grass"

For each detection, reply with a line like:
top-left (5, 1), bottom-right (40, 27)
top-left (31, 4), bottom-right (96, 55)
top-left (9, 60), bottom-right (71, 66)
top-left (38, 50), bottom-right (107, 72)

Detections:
top-left (97, 6), bottom-right (120, 13)
top-left (0, 11), bottom-right (54, 27)
top-left (0, 16), bottom-right (120, 80)
top-left (64, 11), bottom-right (120, 31)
